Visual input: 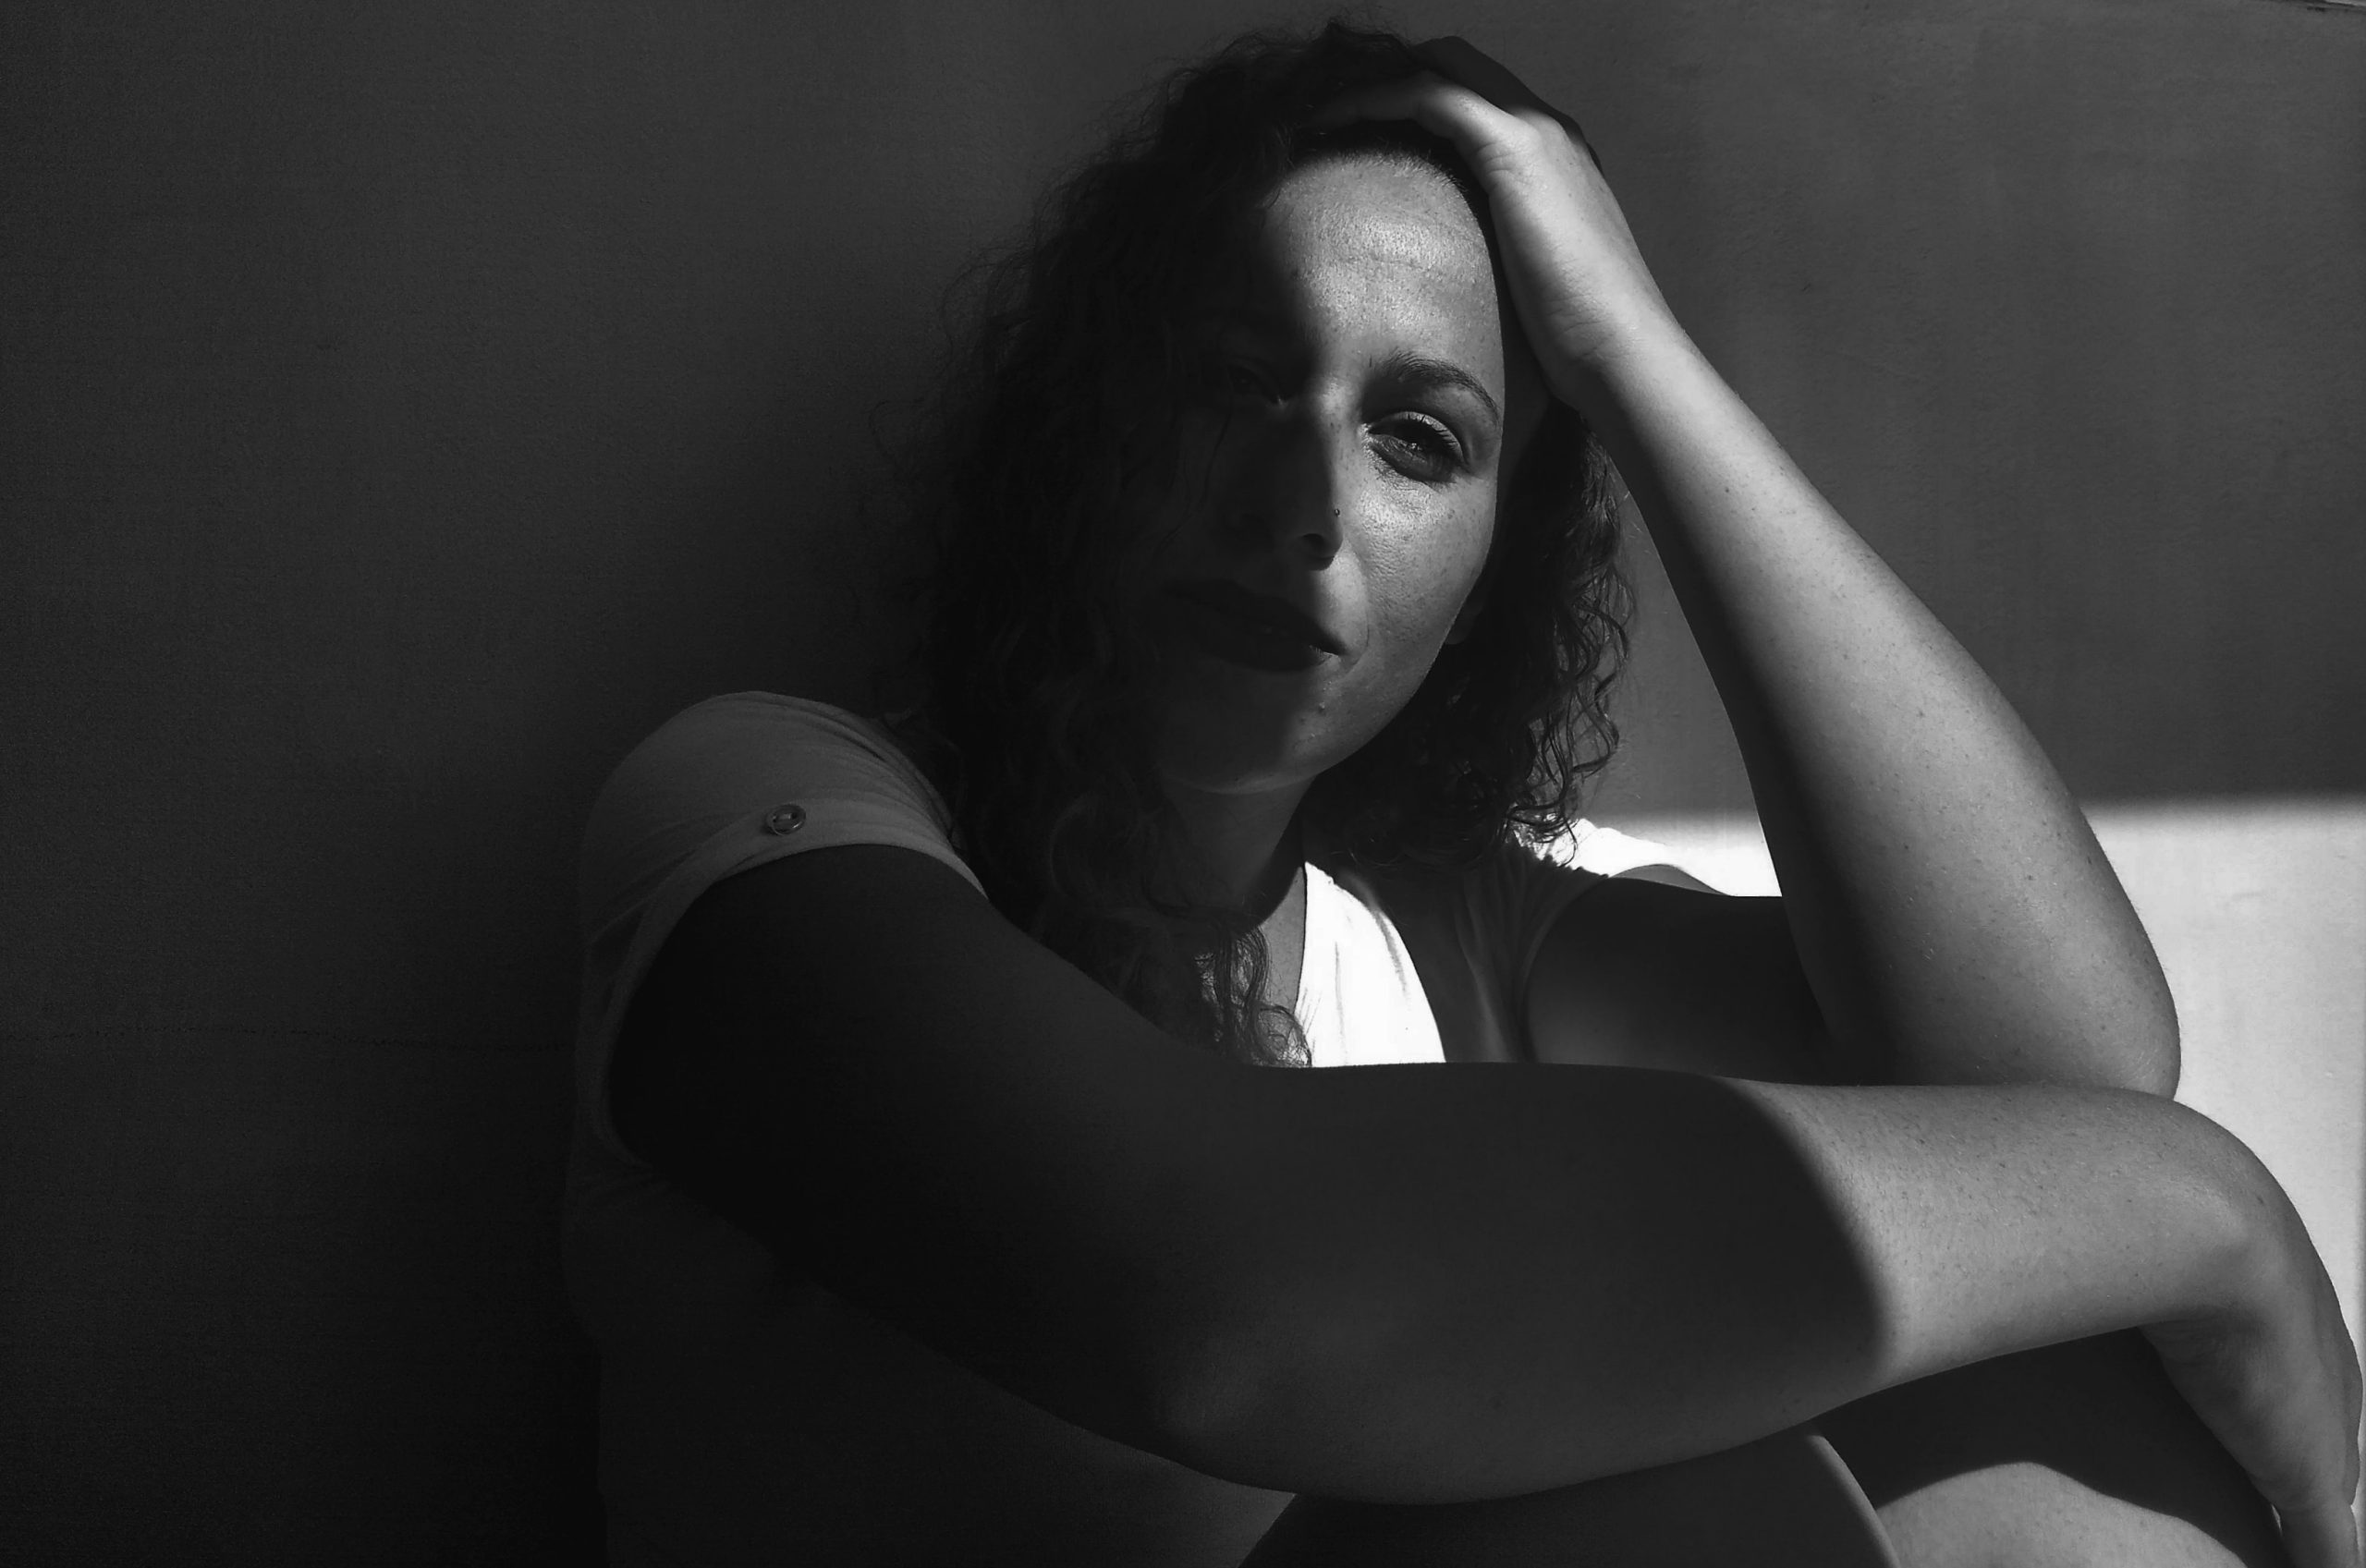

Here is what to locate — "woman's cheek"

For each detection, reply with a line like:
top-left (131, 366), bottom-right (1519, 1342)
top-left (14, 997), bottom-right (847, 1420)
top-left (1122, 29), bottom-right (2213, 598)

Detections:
top-left (1364, 587), bottom-right (1465, 685)
top-left (1377, 501), bottom-right (1494, 637)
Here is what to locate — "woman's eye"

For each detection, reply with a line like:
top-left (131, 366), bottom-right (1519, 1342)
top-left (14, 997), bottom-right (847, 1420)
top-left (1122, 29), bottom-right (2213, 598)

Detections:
top-left (1375, 414), bottom-right (1465, 479)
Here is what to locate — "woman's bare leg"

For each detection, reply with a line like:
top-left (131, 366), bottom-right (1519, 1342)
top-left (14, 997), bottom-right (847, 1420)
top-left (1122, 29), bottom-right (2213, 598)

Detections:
top-left (1238, 1425), bottom-right (1900, 1567)
top-left (1240, 1332), bottom-right (2290, 1567)
top-left (1820, 1331), bottom-right (2290, 1568)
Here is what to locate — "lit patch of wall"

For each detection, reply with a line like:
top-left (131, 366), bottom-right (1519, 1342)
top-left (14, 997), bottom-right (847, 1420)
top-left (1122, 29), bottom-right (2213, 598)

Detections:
top-left (1564, 800), bottom-right (2366, 1378)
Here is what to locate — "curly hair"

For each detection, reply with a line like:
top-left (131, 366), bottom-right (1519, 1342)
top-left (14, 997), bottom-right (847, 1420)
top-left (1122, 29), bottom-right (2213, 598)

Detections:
top-left (882, 18), bottom-right (1629, 1066)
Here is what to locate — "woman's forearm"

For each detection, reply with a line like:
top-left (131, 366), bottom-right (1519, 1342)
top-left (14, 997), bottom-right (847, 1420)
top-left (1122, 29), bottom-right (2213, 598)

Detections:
top-left (1562, 322), bottom-right (2176, 1092)
top-left (1166, 1067), bottom-right (2255, 1499)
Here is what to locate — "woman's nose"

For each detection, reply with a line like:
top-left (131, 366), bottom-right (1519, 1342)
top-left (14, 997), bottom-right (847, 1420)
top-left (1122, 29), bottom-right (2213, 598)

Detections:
top-left (1226, 411), bottom-right (1347, 565)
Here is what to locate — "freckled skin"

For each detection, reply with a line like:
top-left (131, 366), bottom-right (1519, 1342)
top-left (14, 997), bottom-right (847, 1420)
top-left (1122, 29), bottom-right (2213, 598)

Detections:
top-left (1139, 154), bottom-right (1548, 830)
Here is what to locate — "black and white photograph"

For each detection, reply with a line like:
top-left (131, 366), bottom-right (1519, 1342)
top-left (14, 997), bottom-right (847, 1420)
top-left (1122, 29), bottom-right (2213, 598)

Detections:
top-left (4, 2), bottom-right (2362, 1562)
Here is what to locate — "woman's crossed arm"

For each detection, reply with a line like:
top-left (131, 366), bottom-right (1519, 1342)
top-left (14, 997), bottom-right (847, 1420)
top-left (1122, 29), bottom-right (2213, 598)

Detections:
top-left (612, 842), bottom-right (2358, 1562)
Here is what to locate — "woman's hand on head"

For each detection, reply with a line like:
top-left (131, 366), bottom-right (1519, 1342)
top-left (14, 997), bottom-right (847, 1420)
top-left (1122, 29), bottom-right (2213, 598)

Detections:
top-left (1311, 36), bottom-right (1679, 401)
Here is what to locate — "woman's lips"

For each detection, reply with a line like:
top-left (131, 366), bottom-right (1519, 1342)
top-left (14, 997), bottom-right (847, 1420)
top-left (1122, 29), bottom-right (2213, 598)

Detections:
top-left (1164, 582), bottom-right (1341, 673)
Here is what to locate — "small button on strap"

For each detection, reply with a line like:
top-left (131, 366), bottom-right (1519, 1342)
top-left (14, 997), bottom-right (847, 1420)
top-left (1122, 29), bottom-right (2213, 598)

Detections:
top-left (762, 803), bottom-right (807, 835)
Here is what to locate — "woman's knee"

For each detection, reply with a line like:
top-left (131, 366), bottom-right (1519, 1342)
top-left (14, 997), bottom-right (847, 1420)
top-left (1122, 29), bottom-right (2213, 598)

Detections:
top-left (1238, 1425), bottom-right (1898, 1567)
top-left (1818, 1331), bottom-right (2289, 1568)
top-left (1872, 1461), bottom-right (2271, 1568)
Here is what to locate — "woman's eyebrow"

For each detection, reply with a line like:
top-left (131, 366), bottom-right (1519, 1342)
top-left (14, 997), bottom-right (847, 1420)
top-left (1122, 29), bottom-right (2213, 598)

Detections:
top-left (1375, 351), bottom-right (1502, 427)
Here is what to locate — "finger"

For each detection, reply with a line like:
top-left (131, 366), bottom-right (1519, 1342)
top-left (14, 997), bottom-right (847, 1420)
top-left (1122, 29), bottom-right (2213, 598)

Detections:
top-left (1305, 67), bottom-right (1606, 180)
top-left (1310, 71), bottom-right (1574, 160)
top-left (1414, 34), bottom-right (1600, 166)
top-left (1302, 71), bottom-right (1513, 150)
top-left (1412, 36), bottom-right (1554, 119)
top-left (1409, 37), bottom-right (1599, 175)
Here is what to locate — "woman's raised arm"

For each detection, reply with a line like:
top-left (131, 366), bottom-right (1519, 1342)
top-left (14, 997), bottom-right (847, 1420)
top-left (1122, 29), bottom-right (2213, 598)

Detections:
top-left (1325, 41), bottom-right (2175, 1094)
top-left (1576, 319), bottom-right (2175, 1091)
top-left (610, 843), bottom-right (2357, 1562)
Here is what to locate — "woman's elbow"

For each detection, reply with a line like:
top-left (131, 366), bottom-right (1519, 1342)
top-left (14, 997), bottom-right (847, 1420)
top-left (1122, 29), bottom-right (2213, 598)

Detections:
top-left (1121, 1222), bottom-right (1397, 1492)
top-left (1987, 946), bottom-right (2179, 1096)
top-left (1126, 1263), bottom-right (1323, 1488)
top-left (2060, 978), bottom-right (2179, 1098)
top-left (1136, 1331), bottom-right (1282, 1484)
top-left (2123, 1031), bottom-right (2180, 1099)
top-left (2122, 1044), bottom-right (2180, 1100)
top-left (2089, 915), bottom-right (2182, 1097)
top-left (2105, 966), bottom-right (2180, 1097)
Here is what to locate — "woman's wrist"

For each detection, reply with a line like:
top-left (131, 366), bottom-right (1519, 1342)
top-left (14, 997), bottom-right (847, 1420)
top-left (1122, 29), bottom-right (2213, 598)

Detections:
top-left (1540, 298), bottom-right (1699, 419)
top-left (2168, 1097), bottom-right (2304, 1329)
top-left (1747, 1083), bottom-right (2269, 1387)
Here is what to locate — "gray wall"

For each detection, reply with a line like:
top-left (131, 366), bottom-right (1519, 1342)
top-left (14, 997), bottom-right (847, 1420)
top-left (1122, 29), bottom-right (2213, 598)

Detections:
top-left (1580, 0), bottom-right (2366, 814)
top-left (5, 0), bottom-right (2360, 1558)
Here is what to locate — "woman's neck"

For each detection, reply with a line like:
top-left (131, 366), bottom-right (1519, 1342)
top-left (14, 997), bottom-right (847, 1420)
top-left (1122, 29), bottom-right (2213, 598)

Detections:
top-left (1162, 780), bottom-right (1309, 917)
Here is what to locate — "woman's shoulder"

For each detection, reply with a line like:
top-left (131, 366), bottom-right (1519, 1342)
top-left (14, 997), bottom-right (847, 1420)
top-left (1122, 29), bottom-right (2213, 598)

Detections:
top-left (603, 691), bottom-right (933, 808)
top-left (635, 689), bottom-right (910, 762)
top-left (579, 691), bottom-right (969, 936)
top-left (1327, 833), bottom-right (1604, 923)
top-left (1322, 834), bottom-right (1604, 974)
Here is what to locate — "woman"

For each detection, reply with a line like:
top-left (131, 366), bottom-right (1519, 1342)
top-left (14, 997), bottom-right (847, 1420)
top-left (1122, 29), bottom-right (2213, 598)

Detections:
top-left (566, 22), bottom-right (2360, 1567)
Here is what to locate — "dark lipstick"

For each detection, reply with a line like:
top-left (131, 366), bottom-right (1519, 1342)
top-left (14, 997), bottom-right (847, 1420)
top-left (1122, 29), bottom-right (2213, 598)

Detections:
top-left (1165, 580), bottom-right (1343, 672)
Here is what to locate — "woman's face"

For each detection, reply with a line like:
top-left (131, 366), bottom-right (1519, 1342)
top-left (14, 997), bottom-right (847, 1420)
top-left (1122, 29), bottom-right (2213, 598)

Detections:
top-left (1136, 151), bottom-right (1546, 804)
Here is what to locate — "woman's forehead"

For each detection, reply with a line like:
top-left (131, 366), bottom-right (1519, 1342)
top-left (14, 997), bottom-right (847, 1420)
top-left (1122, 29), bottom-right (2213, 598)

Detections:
top-left (1226, 156), bottom-right (1490, 286)
top-left (1265, 153), bottom-right (1494, 275)
top-left (1212, 153), bottom-right (1533, 417)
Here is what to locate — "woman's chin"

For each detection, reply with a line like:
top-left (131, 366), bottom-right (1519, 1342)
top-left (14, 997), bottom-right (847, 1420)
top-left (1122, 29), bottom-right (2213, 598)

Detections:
top-left (1153, 698), bottom-right (1370, 800)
